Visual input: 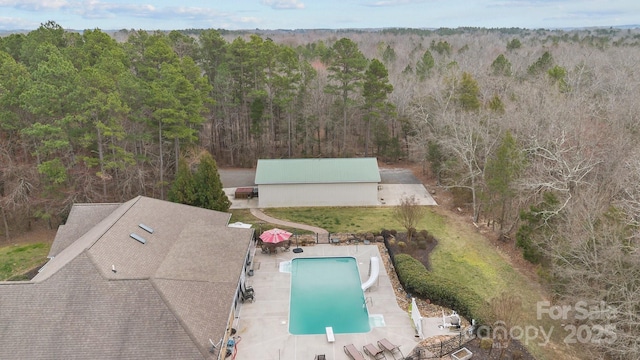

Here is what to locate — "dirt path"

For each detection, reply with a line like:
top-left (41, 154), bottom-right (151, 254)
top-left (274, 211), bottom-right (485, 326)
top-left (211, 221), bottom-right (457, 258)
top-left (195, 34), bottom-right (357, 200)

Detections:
top-left (249, 208), bottom-right (328, 234)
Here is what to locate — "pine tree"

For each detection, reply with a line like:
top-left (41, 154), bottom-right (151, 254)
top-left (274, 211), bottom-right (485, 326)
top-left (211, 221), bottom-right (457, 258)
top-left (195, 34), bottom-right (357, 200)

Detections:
top-left (168, 158), bottom-right (197, 206)
top-left (416, 50), bottom-right (435, 80)
top-left (490, 54), bottom-right (512, 76)
top-left (362, 58), bottom-right (394, 157)
top-left (484, 131), bottom-right (524, 231)
top-left (194, 152), bottom-right (231, 212)
top-left (457, 72), bottom-right (481, 111)
top-left (325, 38), bottom-right (367, 153)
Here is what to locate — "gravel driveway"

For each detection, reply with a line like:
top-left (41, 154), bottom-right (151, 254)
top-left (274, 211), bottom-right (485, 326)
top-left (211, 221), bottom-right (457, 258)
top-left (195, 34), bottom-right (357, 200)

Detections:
top-left (219, 169), bottom-right (256, 188)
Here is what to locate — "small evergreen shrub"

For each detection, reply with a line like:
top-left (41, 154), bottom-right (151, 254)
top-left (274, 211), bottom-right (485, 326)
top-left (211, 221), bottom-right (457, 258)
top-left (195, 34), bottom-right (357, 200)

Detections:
top-left (394, 253), bottom-right (488, 324)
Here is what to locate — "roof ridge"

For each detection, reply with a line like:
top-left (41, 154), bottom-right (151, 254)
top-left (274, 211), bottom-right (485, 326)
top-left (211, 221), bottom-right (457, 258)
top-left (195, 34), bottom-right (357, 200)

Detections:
top-left (149, 278), bottom-right (210, 359)
top-left (31, 196), bottom-right (143, 282)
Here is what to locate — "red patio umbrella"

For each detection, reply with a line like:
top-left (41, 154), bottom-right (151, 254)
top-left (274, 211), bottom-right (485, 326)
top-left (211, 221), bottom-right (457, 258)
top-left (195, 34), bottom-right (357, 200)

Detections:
top-left (259, 228), bottom-right (293, 244)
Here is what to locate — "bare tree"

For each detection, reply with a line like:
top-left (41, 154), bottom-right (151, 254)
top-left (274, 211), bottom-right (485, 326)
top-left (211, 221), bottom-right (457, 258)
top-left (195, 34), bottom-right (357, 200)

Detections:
top-left (394, 194), bottom-right (426, 242)
top-left (489, 292), bottom-right (523, 360)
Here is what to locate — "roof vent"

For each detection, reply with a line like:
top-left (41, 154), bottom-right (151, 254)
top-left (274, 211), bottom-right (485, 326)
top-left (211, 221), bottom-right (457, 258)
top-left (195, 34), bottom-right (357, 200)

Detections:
top-left (138, 223), bottom-right (154, 234)
top-left (130, 233), bottom-right (146, 244)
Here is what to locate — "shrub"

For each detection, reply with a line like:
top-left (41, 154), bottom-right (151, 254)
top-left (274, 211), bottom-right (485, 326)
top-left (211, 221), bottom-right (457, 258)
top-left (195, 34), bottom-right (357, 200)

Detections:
top-left (480, 337), bottom-right (493, 350)
top-left (394, 253), bottom-right (488, 324)
top-left (398, 241), bottom-right (407, 249)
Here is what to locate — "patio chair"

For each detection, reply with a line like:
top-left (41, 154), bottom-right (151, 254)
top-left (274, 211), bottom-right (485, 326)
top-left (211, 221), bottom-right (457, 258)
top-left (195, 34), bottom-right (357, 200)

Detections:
top-left (240, 287), bottom-right (254, 303)
top-left (344, 344), bottom-right (365, 360)
top-left (363, 343), bottom-right (386, 359)
top-left (282, 240), bottom-right (291, 251)
top-left (241, 282), bottom-right (254, 295)
top-left (377, 338), bottom-right (403, 359)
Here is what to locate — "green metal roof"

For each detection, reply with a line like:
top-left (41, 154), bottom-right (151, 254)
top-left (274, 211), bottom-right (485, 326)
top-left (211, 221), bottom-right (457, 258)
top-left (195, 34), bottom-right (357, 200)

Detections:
top-left (255, 158), bottom-right (381, 184)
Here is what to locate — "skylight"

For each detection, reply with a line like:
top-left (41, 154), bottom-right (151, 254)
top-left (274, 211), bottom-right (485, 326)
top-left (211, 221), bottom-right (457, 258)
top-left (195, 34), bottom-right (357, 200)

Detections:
top-left (130, 233), bottom-right (146, 244)
top-left (138, 223), bottom-right (154, 234)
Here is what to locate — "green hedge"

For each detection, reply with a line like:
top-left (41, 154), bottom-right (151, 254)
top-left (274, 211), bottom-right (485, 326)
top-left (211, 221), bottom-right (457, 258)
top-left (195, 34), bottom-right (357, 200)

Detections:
top-left (394, 253), bottom-right (489, 324)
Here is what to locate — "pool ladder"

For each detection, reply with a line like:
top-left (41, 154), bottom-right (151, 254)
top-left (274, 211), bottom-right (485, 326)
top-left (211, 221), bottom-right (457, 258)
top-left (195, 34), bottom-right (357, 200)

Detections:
top-left (363, 297), bottom-right (373, 310)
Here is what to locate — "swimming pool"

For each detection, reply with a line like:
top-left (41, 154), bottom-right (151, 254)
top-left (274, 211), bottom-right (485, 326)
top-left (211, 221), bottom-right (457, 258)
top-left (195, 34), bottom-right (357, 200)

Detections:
top-left (289, 257), bottom-right (371, 335)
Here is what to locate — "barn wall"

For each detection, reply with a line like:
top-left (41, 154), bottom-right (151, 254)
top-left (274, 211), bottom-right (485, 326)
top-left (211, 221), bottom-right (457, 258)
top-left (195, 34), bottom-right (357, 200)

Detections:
top-left (258, 183), bottom-right (379, 207)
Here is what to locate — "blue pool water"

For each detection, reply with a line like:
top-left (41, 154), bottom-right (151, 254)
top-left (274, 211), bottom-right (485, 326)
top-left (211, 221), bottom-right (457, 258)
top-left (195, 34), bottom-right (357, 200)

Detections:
top-left (289, 257), bottom-right (371, 335)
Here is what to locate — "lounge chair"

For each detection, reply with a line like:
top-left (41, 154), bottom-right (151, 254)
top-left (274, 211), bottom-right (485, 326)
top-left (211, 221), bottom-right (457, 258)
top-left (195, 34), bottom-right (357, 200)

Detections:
top-left (344, 343), bottom-right (365, 360)
top-left (240, 287), bottom-right (254, 303)
top-left (377, 338), bottom-right (403, 359)
top-left (363, 343), bottom-right (386, 359)
top-left (241, 282), bottom-right (254, 295)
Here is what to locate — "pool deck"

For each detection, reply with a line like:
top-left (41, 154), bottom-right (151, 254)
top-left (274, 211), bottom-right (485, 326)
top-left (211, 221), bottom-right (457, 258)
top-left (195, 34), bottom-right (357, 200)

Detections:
top-left (232, 244), bottom-right (422, 360)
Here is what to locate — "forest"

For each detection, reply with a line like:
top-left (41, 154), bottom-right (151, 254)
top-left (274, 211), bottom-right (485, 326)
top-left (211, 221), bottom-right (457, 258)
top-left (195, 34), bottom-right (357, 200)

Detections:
top-left (2, 21), bottom-right (640, 359)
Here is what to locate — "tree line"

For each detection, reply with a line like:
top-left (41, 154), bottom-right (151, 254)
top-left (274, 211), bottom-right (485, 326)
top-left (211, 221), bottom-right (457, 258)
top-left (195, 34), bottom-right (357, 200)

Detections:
top-left (2, 22), bottom-right (640, 358)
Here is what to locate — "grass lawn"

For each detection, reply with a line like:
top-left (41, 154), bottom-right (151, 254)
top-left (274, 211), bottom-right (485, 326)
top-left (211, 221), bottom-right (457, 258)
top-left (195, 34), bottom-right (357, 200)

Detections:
top-left (263, 206), bottom-right (403, 233)
top-left (229, 209), bottom-right (311, 235)
top-left (262, 206), bottom-right (578, 360)
top-left (0, 243), bottom-right (50, 281)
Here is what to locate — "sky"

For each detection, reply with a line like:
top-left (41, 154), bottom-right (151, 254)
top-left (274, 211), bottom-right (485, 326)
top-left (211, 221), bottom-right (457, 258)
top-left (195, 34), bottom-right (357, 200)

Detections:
top-left (0, 0), bottom-right (638, 31)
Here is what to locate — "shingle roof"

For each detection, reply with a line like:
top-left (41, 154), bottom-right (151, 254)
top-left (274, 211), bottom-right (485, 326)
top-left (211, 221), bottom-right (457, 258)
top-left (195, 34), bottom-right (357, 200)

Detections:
top-left (255, 158), bottom-right (381, 184)
top-left (0, 196), bottom-right (252, 360)
top-left (48, 203), bottom-right (120, 257)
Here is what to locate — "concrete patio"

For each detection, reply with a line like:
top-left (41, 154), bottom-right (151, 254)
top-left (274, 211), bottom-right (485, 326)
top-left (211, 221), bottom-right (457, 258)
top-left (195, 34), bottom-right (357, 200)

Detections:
top-left (231, 244), bottom-right (423, 360)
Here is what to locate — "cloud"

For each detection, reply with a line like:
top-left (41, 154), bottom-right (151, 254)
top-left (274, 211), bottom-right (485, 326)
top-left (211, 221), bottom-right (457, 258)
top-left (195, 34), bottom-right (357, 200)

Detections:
top-left (261, 0), bottom-right (305, 10)
top-left (488, 0), bottom-right (567, 7)
top-left (363, 0), bottom-right (427, 7)
top-left (0, 0), bottom-right (70, 11)
top-left (0, 16), bottom-right (39, 30)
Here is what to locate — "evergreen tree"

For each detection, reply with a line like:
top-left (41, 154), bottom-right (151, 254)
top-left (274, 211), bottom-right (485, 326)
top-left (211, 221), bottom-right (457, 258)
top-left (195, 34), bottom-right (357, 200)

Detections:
top-left (362, 58), bottom-right (394, 157)
top-left (506, 38), bottom-right (522, 51)
top-left (430, 40), bottom-right (452, 56)
top-left (527, 51), bottom-right (553, 75)
top-left (456, 72), bottom-right (481, 111)
top-left (416, 50), bottom-right (435, 80)
top-left (484, 131), bottom-right (524, 231)
top-left (490, 54), bottom-right (512, 76)
top-left (547, 65), bottom-right (570, 92)
top-left (382, 44), bottom-right (396, 64)
top-left (488, 94), bottom-right (505, 114)
top-left (325, 38), bottom-right (367, 154)
top-left (168, 159), bottom-right (197, 206)
top-left (194, 152), bottom-right (231, 212)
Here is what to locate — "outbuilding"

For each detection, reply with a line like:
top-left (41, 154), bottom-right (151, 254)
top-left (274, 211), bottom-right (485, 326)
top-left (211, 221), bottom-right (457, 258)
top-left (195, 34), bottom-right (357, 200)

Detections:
top-left (255, 158), bottom-right (381, 207)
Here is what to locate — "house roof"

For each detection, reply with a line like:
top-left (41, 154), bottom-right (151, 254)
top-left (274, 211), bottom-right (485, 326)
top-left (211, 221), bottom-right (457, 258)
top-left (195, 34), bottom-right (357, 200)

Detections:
top-left (48, 203), bottom-right (120, 257)
top-left (254, 158), bottom-right (381, 185)
top-left (0, 196), bottom-right (252, 360)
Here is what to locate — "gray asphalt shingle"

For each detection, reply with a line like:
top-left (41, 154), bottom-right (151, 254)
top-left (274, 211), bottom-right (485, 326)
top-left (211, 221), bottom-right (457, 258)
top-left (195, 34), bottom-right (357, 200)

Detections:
top-left (0, 196), bottom-right (252, 359)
